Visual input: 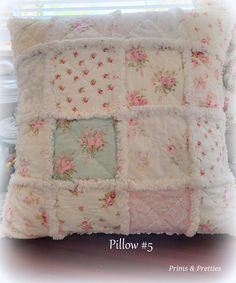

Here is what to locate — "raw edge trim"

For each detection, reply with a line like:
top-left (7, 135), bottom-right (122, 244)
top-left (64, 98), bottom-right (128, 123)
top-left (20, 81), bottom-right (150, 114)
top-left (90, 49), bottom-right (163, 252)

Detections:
top-left (186, 188), bottom-right (201, 237)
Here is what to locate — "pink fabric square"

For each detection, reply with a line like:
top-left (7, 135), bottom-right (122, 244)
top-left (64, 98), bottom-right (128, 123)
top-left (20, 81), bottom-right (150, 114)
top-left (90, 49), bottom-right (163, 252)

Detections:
top-left (129, 189), bottom-right (192, 234)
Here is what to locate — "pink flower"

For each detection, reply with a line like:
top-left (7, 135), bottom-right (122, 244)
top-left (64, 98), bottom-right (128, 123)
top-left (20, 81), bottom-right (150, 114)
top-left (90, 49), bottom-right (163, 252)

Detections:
top-left (29, 118), bottom-right (44, 135)
top-left (102, 102), bottom-right (109, 108)
top-left (224, 97), bottom-right (230, 112)
top-left (98, 89), bottom-right (103, 95)
top-left (5, 207), bottom-right (13, 223)
top-left (167, 144), bottom-right (176, 153)
top-left (200, 37), bottom-right (210, 45)
top-left (83, 70), bottom-right (89, 76)
top-left (194, 77), bottom-right (206, 89)
top-left (30, 119), bottom-right (44, 130)
top-left (200, 169), bottom-right (205, 176)
top-left (82, 97), bottom-right (89, 103)
top-left (105, 196), bottom-right (114, 206)
top-left (192, 51), bottom-right (209, 66)
top-left (59, 85), bottom-right (65, 91)
top-left (90, 79), bottom-right (96, 86)
top-left (126, 47), bottom-right (148, 74)
top-left (200, 223), bottom-right (209, 230)
top-left (128, 118), bottom-right (138, 126)
top-left (90, 53), bottom-right (97, 59)
top-left (41, 209), bottom-right (48, 226)
top-left (107, 84), bottom-right (114, 91)
top-left (97, 61), bottom-right (103, 67)
top-left (110, 191), bottom-right (116, 199)
top-left (107, 57), bottom-right (113, 63)
top-left (67, 69), bottom-right (72, 75)
top-left (100, 191), bottom-right (116, 208)
top-left (152, 70), bottom-right (177, 95)
top-left (54, 154), bottom-right (76, 180)
top-left (127, 91), bottom-right (148, 106)
top-left (80, 219), bottom-right (93, 232)
top-left (66, 96), bottom-right (72, 103)
top-left (129, 48), bottom-right (147, 62)
top-left (19, 166), bottom-right (28, 176)
top-left (78, 129), bottom-right (106, 158)
top-left (79, 87), bottom-right (85, 93)
top-left (72, 107), bottom-right (78, 113)
top-left (72, 20), bottom-right (91, 33)
top-left (205, 92), bottom-right (218, 108)
top-left (73, 51), bottom-right (79, 57)
top-left (103, 73), bottom-right (109, 79)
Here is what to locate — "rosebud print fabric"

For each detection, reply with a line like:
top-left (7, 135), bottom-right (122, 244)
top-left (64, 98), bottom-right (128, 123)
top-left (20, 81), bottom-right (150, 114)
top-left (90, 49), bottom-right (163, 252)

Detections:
top-left (2, 6), bottom-right (236, 239)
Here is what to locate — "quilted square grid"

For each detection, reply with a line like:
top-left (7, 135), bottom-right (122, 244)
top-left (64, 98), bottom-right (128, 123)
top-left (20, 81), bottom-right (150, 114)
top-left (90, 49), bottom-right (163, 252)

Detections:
top-left (3, 36), bottom-right (236, 239)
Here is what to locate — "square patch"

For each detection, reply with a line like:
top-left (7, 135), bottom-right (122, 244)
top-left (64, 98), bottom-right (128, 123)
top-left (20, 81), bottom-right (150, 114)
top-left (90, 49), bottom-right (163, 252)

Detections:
top-left (189, 113), bottom-right (230, 185)
top-left (125, 47), bottom-right (184, 107)
top-left (53, 118), bottom-right (117, 180)
top-left (127, 110), bottom-right (190, 188)
top-left (189, 51), bottom-right (224, 108)
top-left (129, 189), bottom-right (192, 234)
top-left (15, 118), bottom-right (53, 180)
top-left (56, 188), bottom-right (129, 236)
top-left (48, 43), bottom-right (122, 117)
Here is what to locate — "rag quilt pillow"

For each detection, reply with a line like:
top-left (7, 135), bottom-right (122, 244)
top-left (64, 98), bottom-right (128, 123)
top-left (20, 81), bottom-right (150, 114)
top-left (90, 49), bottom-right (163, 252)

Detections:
top-left (2, 6), bottom-right (236, 239)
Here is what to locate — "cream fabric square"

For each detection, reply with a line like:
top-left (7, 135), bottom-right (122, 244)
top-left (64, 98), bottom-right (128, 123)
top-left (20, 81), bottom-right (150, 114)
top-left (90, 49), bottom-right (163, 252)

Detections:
top-left (189, 112), bottom-right (231, 186)
top-left (126, 48), bottom-right (184, 107)
top-left (3, 183), bottom-right (49, 239)
top-left (127, 110), bottom-right (189, 188)
top-left (15, 118), bottom-right (54, 180)
top-left (56, 188), bottom-right (129, 237)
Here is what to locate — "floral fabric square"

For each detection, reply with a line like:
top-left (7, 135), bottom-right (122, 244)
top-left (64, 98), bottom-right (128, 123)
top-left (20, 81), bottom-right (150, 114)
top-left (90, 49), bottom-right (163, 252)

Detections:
top-left (3, 184), bottom-right (49, 239)
top-left (125, 48), bottom-right (184, 107)
top-left (56, 188), bottom-right (129, 237)
top-left (128, 111), bottom-right (189, 187)
top-left (189, 113), bottom-right (229, 185)
top-left (54, 118), bottom-right (117, 180)
top-left (48, 44), bottom-right (122, 117)
top-left (189, 51), bottom-right (223, 108)
top-left (199, 183), bottom-right (236, 234)
top-left (15, 118), bottom-right (53, 180)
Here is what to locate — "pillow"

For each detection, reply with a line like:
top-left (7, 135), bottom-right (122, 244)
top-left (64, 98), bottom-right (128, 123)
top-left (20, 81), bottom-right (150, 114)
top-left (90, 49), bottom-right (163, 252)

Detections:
top-left (2, 7), bottom-right (236, 239)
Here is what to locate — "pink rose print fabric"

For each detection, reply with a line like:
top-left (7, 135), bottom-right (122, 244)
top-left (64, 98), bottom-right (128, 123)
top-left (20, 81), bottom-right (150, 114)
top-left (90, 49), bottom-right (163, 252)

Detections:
top-left (125, 48), bottom-right (184, 107)
top-left (56, 188), bottom-right (128, 237)
top-left (49, 44), bottom-right (122, 118)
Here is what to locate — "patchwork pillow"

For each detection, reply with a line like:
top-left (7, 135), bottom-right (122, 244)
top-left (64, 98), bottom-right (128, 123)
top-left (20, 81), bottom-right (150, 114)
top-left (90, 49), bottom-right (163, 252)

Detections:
top-left (2, 7), bottom-right (236, 239)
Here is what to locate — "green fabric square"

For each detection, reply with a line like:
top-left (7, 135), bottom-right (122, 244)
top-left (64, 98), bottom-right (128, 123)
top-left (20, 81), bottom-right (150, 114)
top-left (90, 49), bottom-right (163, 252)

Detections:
top-left (53, 118), bottom-right (117, 180)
